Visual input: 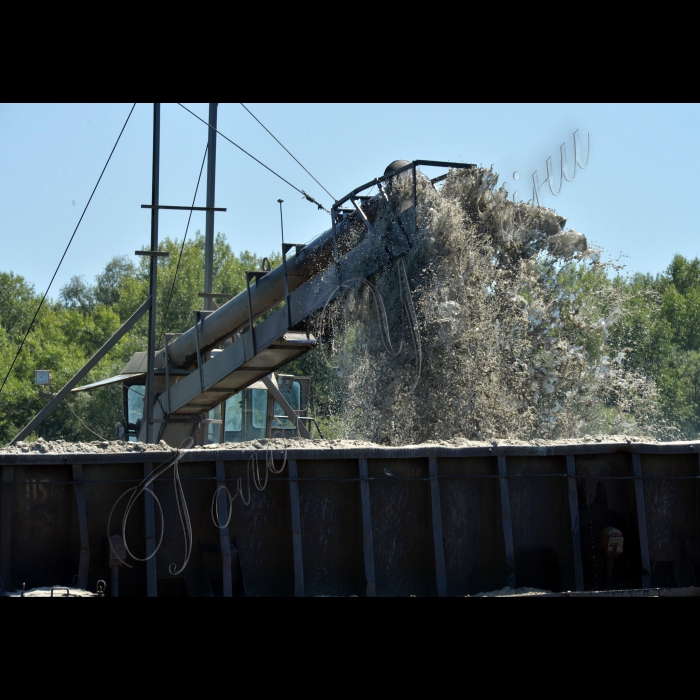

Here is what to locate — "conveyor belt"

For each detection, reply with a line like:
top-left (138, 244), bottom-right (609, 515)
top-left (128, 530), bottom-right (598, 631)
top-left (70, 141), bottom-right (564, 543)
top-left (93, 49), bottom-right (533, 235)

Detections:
top-left (169, 332), bottom-right (315, 416)
top-left (145, 220), bottom-right (405, 441)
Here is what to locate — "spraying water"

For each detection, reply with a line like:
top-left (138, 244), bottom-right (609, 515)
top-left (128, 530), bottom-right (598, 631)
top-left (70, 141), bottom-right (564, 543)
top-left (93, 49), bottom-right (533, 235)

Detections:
top-left (313, 166), bottom-right (671, 445)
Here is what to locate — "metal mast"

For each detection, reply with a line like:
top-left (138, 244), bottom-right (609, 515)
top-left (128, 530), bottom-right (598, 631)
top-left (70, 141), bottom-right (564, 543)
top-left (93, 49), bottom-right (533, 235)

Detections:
top-left (145, 103), bottom-right (161, 444)
top-left (203, 103), bottom-right (218, 311)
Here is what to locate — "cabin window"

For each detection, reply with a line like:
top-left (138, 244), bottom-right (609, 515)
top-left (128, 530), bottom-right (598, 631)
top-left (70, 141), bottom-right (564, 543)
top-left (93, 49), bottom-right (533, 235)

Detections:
top-left (225, 394), bottom-right (243, 433)
top-left (272, 380), bottom-right (301, 431)
top-left (251, 388), bottom-right (267, 429)
top-left (127, 385), bottom-right (145, 423)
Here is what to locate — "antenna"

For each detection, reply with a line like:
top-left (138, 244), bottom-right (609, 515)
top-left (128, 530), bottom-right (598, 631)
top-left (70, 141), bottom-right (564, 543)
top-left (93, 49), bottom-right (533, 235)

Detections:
top-left (278, 199), bottom-right (285, 244)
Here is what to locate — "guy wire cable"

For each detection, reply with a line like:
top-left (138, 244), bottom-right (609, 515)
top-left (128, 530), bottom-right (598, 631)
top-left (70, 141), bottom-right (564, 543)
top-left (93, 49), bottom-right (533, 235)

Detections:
top-left (0, 103), bottom-right (137, 396)
top-left (65, 400), bottom-right (109, 442)
top-left (239, 103), bottom-right (336, 201)
top-left (177, 103), bottom-right (331, 214)
top-left (158, 142), bottom-right (209, 346)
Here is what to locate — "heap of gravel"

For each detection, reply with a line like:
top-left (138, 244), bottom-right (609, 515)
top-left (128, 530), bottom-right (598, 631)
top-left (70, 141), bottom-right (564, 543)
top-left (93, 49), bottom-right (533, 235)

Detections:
top-left (0, 437), bottom-right (175, 455)
top-left (409, 434), bottom-right (659, 448)
top-left (469, 586), bottom-right (551, 597)
top-left (195, 438), bottom-right (382, 451)
top-left (0, 433), bottom-right (665, 456)
top-left (0, 436), bottom-right (382, 455)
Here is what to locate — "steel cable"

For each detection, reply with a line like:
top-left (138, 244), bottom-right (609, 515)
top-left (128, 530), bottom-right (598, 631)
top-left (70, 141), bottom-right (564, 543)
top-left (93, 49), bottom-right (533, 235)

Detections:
top-left (158, 142), bottom-right (208, 346)
top-left (65, 400), bottom-right (109, 442)
top-left (239, 102), bottom-right (336, 201)
top-left (177, 103), bottom-right (330, 214)
top-left (0, 103), bottom-right (137, 396)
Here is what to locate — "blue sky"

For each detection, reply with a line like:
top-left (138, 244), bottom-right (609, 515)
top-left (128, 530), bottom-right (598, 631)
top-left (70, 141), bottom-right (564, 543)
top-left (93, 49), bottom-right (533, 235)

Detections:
top-left (1, 103), bottom-right (698, 298)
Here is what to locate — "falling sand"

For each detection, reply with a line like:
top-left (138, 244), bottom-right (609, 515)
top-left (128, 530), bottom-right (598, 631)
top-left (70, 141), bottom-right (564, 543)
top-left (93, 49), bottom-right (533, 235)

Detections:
top-left (311, 166), bottom-right (674, 445)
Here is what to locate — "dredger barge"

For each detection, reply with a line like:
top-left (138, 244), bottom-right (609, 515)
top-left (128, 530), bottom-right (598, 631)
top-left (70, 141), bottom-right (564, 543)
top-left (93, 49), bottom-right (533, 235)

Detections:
top-left (2, 108), bottom-right (699, 596)
top-left (1, 440), bottom-right (700, 596)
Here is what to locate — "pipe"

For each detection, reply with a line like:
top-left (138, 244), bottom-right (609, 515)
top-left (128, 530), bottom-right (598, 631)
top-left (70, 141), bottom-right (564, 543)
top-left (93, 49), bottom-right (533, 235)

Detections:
top-left (155, 199), bottom-right (378, 370)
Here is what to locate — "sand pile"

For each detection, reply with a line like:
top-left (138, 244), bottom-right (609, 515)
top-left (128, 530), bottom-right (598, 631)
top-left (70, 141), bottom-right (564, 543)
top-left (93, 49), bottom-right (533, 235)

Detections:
top-left (410, 433), bottom-right (658, 447)
top-left (0, 436), bottom-right (175, 455)
top-left (470, 586), bottom-right (551, 597)
top-left (0, 434), bottom-right (668, 455)
top-left (195, 437), bottom-right (381, 450)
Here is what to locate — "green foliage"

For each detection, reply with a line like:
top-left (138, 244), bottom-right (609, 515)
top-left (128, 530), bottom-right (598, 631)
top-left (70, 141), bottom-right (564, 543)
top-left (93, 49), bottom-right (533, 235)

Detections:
top-left (0, 272), bottom-right (39, 340)
top-left (59, 275), bottom-right (96, 311)
top-left (0, 231), bottom-right (280, 445)
top-left (607, 254), bottom-right (700, 438)
top-left (154, 232), bottom-right (280, 339)
top-left (1, 234), bottom-right (698, 444)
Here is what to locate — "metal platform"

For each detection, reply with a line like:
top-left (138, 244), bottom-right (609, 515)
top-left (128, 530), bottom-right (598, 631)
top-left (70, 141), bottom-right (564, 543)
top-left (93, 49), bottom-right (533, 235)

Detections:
top-left (165, 332), bottom-right (315, 417)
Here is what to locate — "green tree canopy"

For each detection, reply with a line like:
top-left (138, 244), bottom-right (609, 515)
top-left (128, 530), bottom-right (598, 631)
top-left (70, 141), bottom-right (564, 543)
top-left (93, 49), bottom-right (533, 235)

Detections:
top-left (0, 231), bottom-right (280, 444)
top-left (1, 237), bottom-right (698, 444)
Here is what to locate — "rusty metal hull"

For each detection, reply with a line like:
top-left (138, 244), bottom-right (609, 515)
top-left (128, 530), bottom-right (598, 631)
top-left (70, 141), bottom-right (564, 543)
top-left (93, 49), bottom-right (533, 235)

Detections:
top-left (1, 441), bottom-right (699, 596)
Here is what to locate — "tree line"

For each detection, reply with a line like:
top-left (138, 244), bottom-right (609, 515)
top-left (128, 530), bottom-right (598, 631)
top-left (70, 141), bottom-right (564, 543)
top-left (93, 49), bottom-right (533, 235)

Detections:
top-left (0, 232), bottom-right (281, 444)
top-left (0, 231), bottom-right (698, 444)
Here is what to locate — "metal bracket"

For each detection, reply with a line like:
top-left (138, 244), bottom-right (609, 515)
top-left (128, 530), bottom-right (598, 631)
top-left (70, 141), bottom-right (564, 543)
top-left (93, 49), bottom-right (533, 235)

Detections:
top-left (72, 464), bottom-right (89, 590)
top-left (349, 198), bottom-right (374, 237)
top-left (566, 455), bottom-right (584, 591)
top-left (261, 375), bottom-right (311, 439)
top-left (288, 459), bottom-right (304, 597)
top-left (245, 271), bottom-right (269, 355)
top-left (329, 207), bottom-right (342, 288)
top-left (632, 453), bottom-right (651, 588)
top-left (216, 460), bottom-right (233, 597)
top-left (497, 456), bottom-right (516, 589)
top-left (50, 587), bottom-right (71, 597)
top-left (162, 332), bottom-right (185, 416)
top-left (329, 160), bottom-right (475, 244)
top-left (198, 292), bottom-right (233, 310)
top-left (412, 163), bottom-right (418, 216)
top-left (358, 458), bottom-right (376, 597)
top-left (429, 456), bottom-right (447, 597)
top-left (141, 204), bottom-right (227, 212)
top-left (193, 311), bottom-right (214, 393)
top-left (1, 466), bottom-right (14, 590)
top-left (144, 462), bottom-right (157, 597)
top-left (164, 333), bottom-right (174, 416)
top-left (377, 180), bottom-right (411, 250)
top-left (282, 243), bottom-right (306, 256)
top-left (281, 243), bottom-right (306, 331)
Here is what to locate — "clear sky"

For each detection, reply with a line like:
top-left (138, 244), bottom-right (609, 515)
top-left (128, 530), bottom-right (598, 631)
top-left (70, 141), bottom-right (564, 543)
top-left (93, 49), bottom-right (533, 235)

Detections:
top-left (1, 103), bottom-right (698, 299)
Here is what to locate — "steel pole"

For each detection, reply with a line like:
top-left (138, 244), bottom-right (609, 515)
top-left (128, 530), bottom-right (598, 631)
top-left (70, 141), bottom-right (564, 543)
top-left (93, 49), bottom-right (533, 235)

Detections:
top-left (145, 103), bottom-right (161, 444)
top-left (204, 103), bottom-right (218, 312)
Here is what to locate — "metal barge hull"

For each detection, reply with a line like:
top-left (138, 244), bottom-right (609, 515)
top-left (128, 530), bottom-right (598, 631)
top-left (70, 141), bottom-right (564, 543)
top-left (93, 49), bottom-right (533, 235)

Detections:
top-left (1, 441), bottom-right (699, 596)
